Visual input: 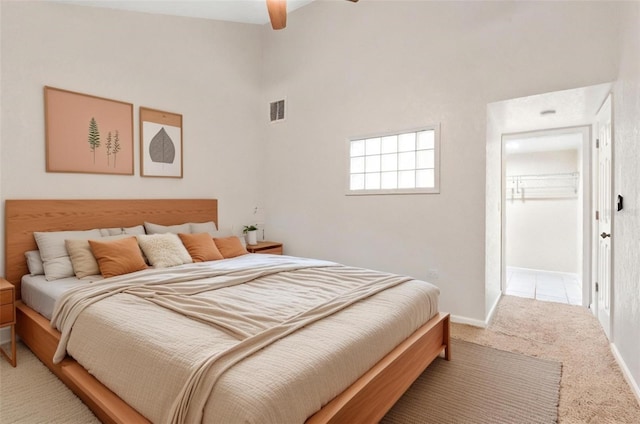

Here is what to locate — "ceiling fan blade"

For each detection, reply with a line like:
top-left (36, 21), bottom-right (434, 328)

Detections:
top-left (267, 0), bottom-right (287, 30)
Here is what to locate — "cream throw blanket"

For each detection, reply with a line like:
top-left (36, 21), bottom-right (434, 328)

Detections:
top-left (51, 255), bottom-right (419, 423)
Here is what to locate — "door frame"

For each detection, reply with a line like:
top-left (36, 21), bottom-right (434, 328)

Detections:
top-left (592, 92), bottom-right (614, 339)
top-left (500, 125), bottom-right (592, 306)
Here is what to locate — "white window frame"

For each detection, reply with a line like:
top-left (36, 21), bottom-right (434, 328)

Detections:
top-left (346, 124), bottom-right (441, 195)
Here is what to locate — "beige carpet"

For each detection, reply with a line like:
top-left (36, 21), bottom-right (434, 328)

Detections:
top-left (1, 295), bottom-right (639, 423)
top-left (382, 338), bottom-right (561, 423)
top-left (454, 296), bottom-right (640, 423)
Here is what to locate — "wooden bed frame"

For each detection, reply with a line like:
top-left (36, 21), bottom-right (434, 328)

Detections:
top-left (4, 199), bottom-right (450, 424)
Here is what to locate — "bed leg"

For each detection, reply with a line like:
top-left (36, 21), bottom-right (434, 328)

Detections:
top-left (443, 314), bottom-right (451, 361)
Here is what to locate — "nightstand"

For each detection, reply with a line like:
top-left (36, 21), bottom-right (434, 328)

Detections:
top-left (246, 241), bottom-right (283, 255)
top-left (0, 278), bottom-right (16, 367)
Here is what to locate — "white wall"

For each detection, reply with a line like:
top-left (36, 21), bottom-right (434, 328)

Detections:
top-left (0, 2), bottom-right (265, 279)
top-left (0, 3), bottom-right (634, 371)
top-left (505, 149), bottom-right (579, 273)
top-left (612, 1), bottom-right (640, 399)
top-left (262, 1), bottom-right (622, 323)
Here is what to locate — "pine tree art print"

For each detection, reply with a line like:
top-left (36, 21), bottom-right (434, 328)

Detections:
top-left (44, 86), bottom-right (133, 175)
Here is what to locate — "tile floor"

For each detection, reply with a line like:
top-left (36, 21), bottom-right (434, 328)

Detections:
top-left (505, 267), bottom-right (583, 305)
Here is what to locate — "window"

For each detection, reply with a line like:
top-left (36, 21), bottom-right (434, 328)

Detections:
top-left (348, 125), bottom-right (440, 194)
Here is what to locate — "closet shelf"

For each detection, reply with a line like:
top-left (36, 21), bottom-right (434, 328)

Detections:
top-left (506, 172), bottom-right (579, 199)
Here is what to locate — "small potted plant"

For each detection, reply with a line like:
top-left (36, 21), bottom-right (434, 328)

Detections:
top-left (243, 224), bottom-right (259, 245)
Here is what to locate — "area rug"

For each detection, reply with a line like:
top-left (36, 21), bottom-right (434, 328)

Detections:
top-left (382, 338), bottom-right (562, 424)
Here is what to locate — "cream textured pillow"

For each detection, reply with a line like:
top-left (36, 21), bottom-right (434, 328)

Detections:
top-left (137, 233), bottom-right (193, 268)
top-left (34, 229), bottom-right (103, 281)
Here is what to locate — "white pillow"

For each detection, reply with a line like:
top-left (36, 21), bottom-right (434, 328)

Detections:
top-left (136, 233), bottom-right (192, 268)
top-left (99, 225), bottom-right (146, 236)
top-left (190, 221), bottom-right (217, 235)
top-left (144, 222), bottom-right (191, 235)
top-left (34, 229), bottom-right (103, 281)
top-left (25, 250), bottom-right (44, 276)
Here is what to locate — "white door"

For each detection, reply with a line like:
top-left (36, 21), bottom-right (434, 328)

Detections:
top-left (595, 94), bottom-right (613, 339)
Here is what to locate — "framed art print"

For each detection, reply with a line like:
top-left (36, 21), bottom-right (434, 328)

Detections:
top-left (140, 107), bottom-right (183, 178)
top-left (44, 86), bottom-right (134, 175)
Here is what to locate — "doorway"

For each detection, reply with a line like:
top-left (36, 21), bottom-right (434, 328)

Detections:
top-left (502, 128), bottom-right (589, 305)
top-left (485, 83), bottom-right (613, 325)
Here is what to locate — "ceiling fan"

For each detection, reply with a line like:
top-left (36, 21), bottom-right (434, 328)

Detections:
top-left (266, 0), bottom-right (359, 30)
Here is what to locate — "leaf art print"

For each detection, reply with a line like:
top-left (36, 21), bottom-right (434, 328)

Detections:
top-left (149, 127), bottom-right (176, 164)
top-left (140, 107), bottom-right (183, 178)
top-left (44, 86), bottom-right (134, 175)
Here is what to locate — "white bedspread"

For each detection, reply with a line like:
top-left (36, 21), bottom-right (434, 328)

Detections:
top-left (51, 254), bottom-right (439, 423)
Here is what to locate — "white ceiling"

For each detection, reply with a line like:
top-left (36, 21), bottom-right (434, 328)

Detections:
top-left (53, 0), bottom-right (315, 25)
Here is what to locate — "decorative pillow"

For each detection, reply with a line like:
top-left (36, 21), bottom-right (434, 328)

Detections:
top-left (144, 222), bottom-right (191, 235)
top-left (66, 235), bottom-right (133, 278)
top-left (34, 229), bottom-right (103, 281)
top-left (25, 250), bottom-right (45, 276)
top-left (213, 236), bottom-right (248, 258)
top-left (136, 233), bottom-right (193, 268)
top-left (190, 221), bottom-right (217, 236)
top-left (88, 237), bottom-right (147, 278)
top-left (65, 239), bottom-right (100, 278)
top-left (99, 225), bottom-right (146, 237)
top-left (178, 233), bottom-right (224, 262)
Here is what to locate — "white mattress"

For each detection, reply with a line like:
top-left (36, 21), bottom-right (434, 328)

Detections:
top-left (21, 274), bottom-right (94, 320)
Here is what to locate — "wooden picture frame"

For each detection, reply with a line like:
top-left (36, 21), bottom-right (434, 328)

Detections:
top-left (44, 86), bottom-right (134, 175)
top-left (140, 107), bottom-right (183, 178)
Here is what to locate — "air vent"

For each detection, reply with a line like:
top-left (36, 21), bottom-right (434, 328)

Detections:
top-left (270, 99), bottom-right (285, 122)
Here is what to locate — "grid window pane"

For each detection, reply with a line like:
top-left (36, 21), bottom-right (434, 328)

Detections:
top-left (365, 173), bottom-right (380, 190)
top-left (348, 126), bottom-right (438, 194)
top-left (398, 151), bottom-right (415, 170)
top-left (381, 136), bottom-right (398, 154)
top-left (351, 139), bottom-right (365, 157)
top-left (417, 130), bottom-right (435, 150)
top-left (398, 133), bottom-right (416, 152)
top-left (350, 174), bottom-right (365, 190)
top-left (416, 149), bottom-right (435, 169)
top-left (398, 170), bottom-right (415, 188)
top-left (365, 138), bottom-right (381, 155)
top-left (381, 153), bottom-right (398, 171)
top-left (351, 157), bottom-right (365, 173)
top-left (381, 172), bottom-right (398, 189)
top-left (365, 155), bottom-right (381, 173)
top-left (416, 169), bottom-right (435, 188)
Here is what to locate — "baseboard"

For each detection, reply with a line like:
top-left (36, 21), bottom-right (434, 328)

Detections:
top-left (485, 294), bottom-right (501, 327)
top-left (450, 314), bottom-right (487, 328)
top-left (611, 342), bottom-right (640, 406)
top-left (451, 294), bottom-right (501, 329)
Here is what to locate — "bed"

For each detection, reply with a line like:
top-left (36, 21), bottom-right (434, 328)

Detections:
top-left (5, 199), bottom-right (450, 424)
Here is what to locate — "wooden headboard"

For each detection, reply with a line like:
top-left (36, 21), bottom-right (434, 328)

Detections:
top-left (5, 199), bottom-right (218, 299)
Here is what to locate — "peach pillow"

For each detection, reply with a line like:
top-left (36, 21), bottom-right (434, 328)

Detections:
top-left (213, 236), bottom-right (248, 258)
top-left (178, 233), bottom-right (224, 262)
top-left (88, 237), bottom-right (147, 278)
